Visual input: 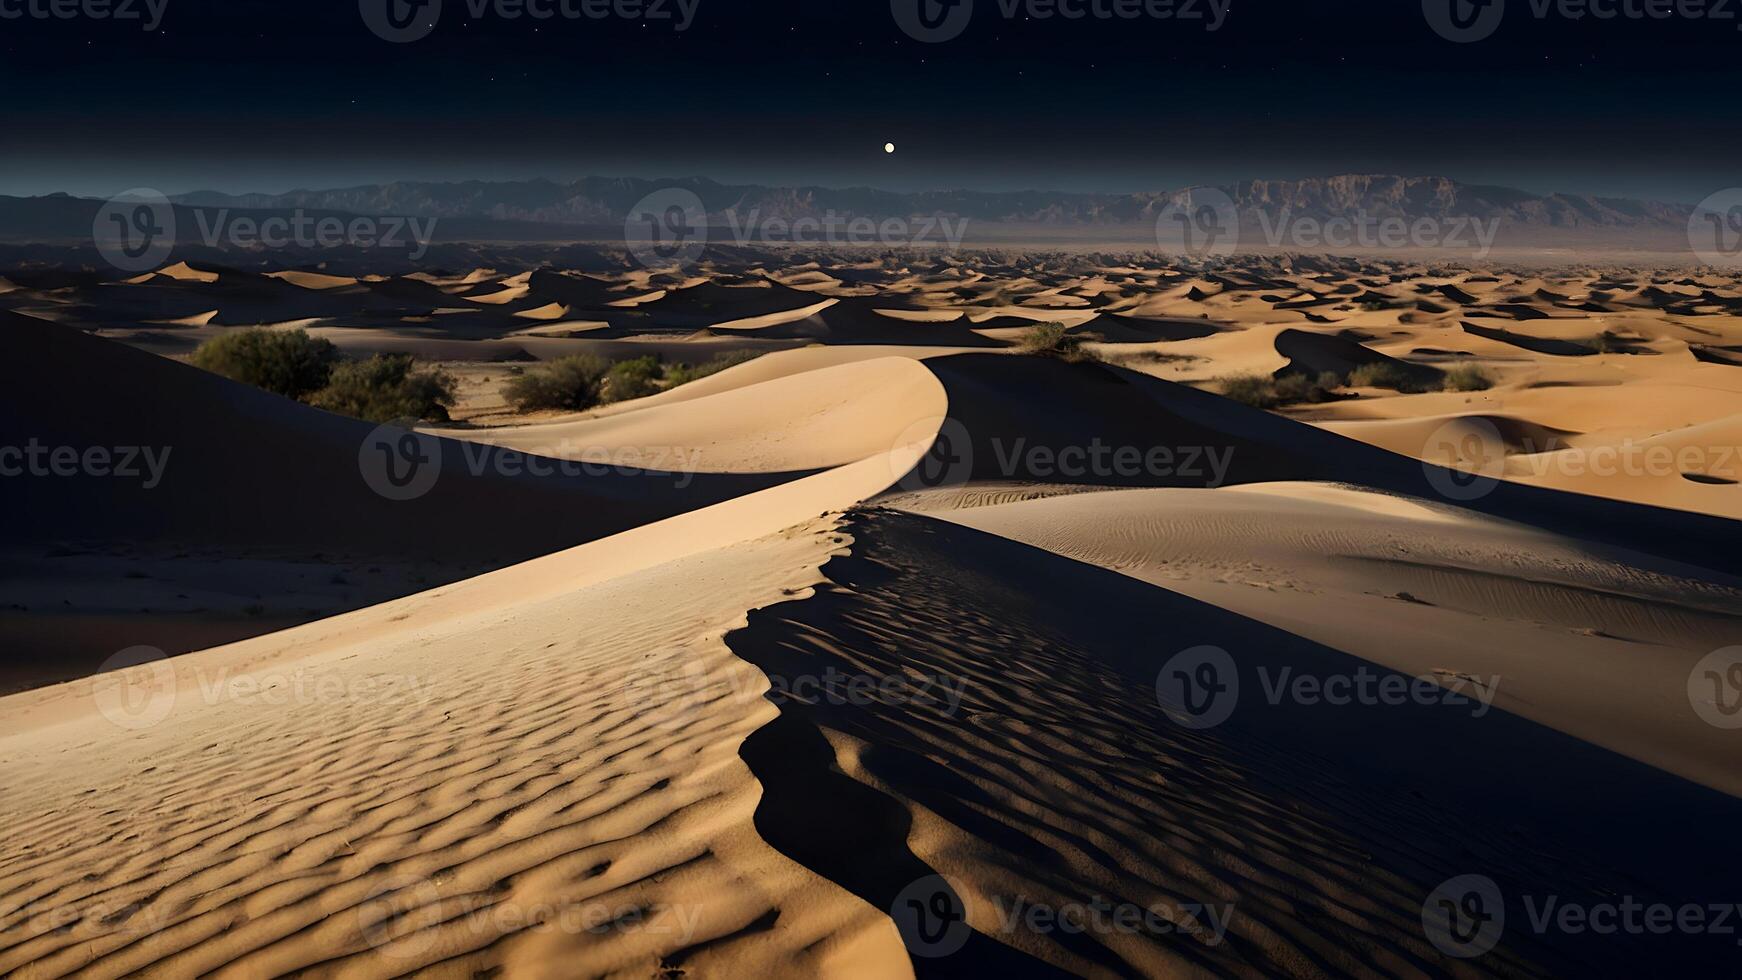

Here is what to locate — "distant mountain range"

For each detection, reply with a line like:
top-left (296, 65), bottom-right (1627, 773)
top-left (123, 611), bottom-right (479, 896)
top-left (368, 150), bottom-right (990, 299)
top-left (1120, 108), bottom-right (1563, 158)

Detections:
top-left (164, 175), bottom-right (1693, 229)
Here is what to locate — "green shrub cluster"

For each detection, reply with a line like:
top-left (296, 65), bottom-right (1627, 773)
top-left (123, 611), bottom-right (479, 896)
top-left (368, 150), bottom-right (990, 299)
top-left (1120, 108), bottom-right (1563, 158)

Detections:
top-left (1220, 361), bottom-right (1498, 409)
top-left (189, 328), bottom-right (338, 400)
top-left (1017, 323), bottom-right (1102, 363)
top-left (190, 329), bottom-right (455, 423)
top-left (309, 354), bottom-right (457, 423)
top-left (502, 350), bottom-right (766, 414)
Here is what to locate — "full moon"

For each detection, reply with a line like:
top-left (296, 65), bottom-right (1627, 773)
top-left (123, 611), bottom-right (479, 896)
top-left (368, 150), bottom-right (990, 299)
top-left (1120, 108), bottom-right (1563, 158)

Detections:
top-left (884, 142), bottom-right (896, 154)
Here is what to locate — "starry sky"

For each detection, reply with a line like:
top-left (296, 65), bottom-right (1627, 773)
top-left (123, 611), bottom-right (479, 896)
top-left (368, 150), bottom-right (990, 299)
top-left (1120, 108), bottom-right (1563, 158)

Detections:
top-left (1, 0), bottom-right (1737, 202)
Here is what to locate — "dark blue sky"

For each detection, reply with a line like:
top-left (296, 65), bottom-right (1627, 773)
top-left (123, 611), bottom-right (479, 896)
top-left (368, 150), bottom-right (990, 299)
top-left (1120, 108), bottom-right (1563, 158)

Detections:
top-left (1, 0), bottom-right (1737, 202)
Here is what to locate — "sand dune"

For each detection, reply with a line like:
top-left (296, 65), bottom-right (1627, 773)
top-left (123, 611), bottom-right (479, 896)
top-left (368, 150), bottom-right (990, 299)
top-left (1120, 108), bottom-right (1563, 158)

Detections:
top-left (5, 250), bottom-right (1742, 977)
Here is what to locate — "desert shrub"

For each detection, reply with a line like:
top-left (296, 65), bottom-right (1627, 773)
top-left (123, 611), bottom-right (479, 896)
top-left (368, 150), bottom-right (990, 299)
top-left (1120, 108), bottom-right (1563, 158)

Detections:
top-left (602, 355), bottom-right (664, 403)
top-left (1577, 331), bottom-right (1641, 354)
top-left (309, 354), bottom-right (457, 423)
top-left (664, 350), bottom-right (763, 387)
top-left (190, 328), bottom-right (338, 399)
top-left (1347, 361), bottom-right (1439, 394)
top-left (1218, 371), bottom-right (1341, 409)
top-left (1017, 322), bottom-right (1101, 363)
top-left (501, 354), bottom-right (609, 412)
top-left (1443, 364), bottom-right (1494, 392)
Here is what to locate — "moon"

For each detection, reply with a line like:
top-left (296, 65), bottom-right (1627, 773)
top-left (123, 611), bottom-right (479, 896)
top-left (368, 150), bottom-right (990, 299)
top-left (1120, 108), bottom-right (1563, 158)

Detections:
top-left (884, 142), bottom-right (896, 154)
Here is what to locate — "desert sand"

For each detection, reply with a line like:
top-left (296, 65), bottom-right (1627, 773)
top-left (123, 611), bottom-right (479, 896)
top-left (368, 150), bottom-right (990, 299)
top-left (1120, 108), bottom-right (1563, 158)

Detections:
top-left (2, 248), bottom-right (1741, 976)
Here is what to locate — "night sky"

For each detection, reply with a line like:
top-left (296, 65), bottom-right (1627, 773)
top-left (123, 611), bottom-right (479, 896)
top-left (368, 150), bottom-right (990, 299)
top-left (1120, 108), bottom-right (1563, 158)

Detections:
top-left (1, 0), bottom-right (1738, 202)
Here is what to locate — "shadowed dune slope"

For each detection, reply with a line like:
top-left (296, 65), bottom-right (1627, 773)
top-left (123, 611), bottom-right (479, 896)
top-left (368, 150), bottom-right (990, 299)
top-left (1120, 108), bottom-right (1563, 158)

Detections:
top-left (929, 484), bottom-right (1742, 795)
top-left (0, 313), bottom-right (783, 559)
top-left (730, 509), bottom-right (1742, 976)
